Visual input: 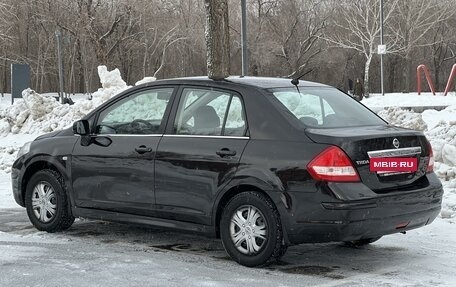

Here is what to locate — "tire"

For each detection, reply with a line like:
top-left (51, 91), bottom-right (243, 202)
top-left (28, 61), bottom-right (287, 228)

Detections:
top-left (220, 191), bottom-right (287, 267)
top-left (25, 169), bottom-right (75, 233)
top-left (345, 236), bottom-right (382, 247)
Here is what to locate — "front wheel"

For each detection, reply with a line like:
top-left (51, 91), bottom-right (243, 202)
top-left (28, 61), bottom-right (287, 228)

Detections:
top-left (25, 169), bottom-right (75, 233)
top-left (220, 191), bottom-right (287, 267)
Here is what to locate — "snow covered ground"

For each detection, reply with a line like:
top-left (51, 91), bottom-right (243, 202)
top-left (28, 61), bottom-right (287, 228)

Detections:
top-left (0, 69), bottom-right (456, 285)
top-left (0, 208), bottom-right (455, 287)
top-left (363, 92), bottom-right (456, 113)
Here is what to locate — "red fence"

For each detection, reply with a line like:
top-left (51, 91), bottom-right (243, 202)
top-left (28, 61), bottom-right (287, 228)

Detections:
top-left (444, 64), bottom-right (456, 96)
top-left (417, 64), bottom-right (456, 96)
top-left (416, 65), bottom-right (436, 95)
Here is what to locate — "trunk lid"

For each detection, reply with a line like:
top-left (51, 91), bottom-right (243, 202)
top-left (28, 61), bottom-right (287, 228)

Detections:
top-left (305, 125), bottom-right (431, 192)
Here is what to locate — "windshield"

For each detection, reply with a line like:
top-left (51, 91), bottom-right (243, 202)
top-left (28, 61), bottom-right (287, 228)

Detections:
top-left (270, 87), bottom-right (386, 128)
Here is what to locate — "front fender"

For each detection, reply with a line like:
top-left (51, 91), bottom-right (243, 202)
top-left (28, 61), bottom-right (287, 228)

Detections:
top-left (17, 153), bottom-right (74, 209)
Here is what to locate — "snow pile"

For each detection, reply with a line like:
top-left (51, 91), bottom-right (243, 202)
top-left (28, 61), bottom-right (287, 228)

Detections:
top-left (0, 100), bottom-right (29, 135)
top-left (377, 107), bottom-right (427, 131)
top-left (440, 180), bottom-right (456, 219)
top-left (0, 145), bottom-right (18, 171)
top-left (422, 105), bottom-right (456, 130)
top-left (93, 66), bottom-right (129, 104)
top-left (98, 66), bottom-right (127, 89)
top-left (0, 134), bottom-right (37, 172)
top-left (0, 118), bottom-right (11, 135)
top-left (0, 66), bottom-right (131, 135)
top-left (135, 77), bottom-right (156, 86)
top-left (426, 111), bottom-right (456, 219)
top-left (427, 123), bottom-right (456, 166)
top-left (422, 106), bottom-right (456, 176)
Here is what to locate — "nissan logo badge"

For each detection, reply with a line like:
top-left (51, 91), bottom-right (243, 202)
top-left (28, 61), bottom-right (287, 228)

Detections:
top-left (393, 138), bottom-right (400, 149)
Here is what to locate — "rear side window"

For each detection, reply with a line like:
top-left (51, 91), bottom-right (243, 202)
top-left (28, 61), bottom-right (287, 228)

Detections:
top-left (270, 87), bottom-right (385, 128)
top-left (174, 88), bottom-right (247, 136)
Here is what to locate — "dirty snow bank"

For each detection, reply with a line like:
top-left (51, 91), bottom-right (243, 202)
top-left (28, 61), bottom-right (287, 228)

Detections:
top-left (0, 66), bottom-right (130, 136)
top-left (377, 107), bottom-right (428, 131)
top-left (422, 106), bottom-right (456, 219)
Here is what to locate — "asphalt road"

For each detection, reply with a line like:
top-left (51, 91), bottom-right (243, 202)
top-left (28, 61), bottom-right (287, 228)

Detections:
top-left (0, 208), bottom-right (454, 287)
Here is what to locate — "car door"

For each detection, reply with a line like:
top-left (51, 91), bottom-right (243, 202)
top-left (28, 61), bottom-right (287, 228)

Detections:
top-left (71, 86), bottom-right (176, 216)
top-left (154, 87), bottom-right (249, 225)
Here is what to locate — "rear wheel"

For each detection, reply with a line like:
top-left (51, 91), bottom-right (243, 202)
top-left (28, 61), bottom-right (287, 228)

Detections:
top-left (220, 191), bottom-right (287, 267)
top-left (345, 236), bottom-right (382, 247)
top-left (25, 170), bottom-right (75, 232)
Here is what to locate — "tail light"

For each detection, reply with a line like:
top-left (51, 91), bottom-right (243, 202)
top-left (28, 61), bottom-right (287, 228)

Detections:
top-left (307, 146), bottom-right (360, 182)
top-left (426, 141), bottom-right (434, 173)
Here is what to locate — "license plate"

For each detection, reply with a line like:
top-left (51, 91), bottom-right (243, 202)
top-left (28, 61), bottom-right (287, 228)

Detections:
top-left (369, 157), bottom-right (418, 173)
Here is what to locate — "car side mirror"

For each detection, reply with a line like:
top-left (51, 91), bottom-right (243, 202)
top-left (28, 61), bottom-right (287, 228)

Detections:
top-left (73, 120), bottom-right (90, 136)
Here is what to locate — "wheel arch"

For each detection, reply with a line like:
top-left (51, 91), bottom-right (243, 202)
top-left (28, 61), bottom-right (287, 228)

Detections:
top-left (213, 179), bottom-right (290, 242)
top-left (21, 156), bottom-right (70, 206)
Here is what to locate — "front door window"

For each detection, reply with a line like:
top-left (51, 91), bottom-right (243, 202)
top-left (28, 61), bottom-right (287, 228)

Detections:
top-left (97, 88), bottom-right (173, 135)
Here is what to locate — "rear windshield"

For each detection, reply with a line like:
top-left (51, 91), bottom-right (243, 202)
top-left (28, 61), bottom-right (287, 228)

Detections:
top-left (269, 87), bottom-right (385, 128)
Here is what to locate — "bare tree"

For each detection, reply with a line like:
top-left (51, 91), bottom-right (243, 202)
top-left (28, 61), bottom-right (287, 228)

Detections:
top-left (78, 0), bottom-right (139, 66)
top-left (266, 0), bottom-right (327, 78)
top-left (392, 0), bottom-right (455, 91)
top-left (153, 30), bottom-right (187, 78)
top-left (140, 25), bottom-right (186, 79)
top-left (246, 0), bottom-right (279, 74)
top-left (430, 21), bottom-right (456, 89)
top-left (324, 0), bottom-right (399, 96)
top-left (0, 2), bottom-right (16, 96)
top-left (0, 0), bottom-right (455, 94)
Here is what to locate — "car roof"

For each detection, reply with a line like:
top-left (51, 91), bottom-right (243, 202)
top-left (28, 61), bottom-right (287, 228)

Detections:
top-left (139, 76), bottom-right (331, 90)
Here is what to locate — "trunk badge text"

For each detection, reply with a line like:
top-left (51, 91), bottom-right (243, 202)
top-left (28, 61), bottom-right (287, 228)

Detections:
top-left (393, 138), bottom-right (400, 149)
top-left (356, 159), bottom-right (370, 165)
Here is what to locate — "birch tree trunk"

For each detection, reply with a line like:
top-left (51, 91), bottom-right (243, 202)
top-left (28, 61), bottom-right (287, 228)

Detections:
top-left (364, 53), bottom-right (373, 97)
top-left (204, 0), bottom-right (230, 80)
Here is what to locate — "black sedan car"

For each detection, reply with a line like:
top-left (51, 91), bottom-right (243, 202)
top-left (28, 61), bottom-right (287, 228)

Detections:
top-left (12, 77), bottom-right (443, 267)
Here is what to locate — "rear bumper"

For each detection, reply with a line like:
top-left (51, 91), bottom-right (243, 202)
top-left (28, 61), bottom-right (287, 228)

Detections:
top-left (284, 173), bottom-right (443, 244)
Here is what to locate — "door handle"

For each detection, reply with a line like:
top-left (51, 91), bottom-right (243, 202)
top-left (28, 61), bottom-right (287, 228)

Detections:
top-left (216, 148), bottom-right (236, 157)
top-left (135, 145), bottom-right (153, 154)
